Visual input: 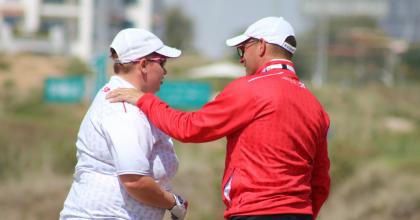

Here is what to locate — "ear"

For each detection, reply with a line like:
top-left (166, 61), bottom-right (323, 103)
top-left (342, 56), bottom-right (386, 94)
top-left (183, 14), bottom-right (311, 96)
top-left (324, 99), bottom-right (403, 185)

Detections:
top-left (138, 59), bottom-right (148, 74)
top-left (258, 39), bottom-right (266, 57)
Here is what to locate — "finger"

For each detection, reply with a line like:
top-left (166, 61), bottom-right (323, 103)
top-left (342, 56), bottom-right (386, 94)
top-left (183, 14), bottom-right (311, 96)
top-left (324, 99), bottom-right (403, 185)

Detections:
top-left (107, 88), bottom-right (128, 99)
top-left (107, 97), bottom-right (120, 103)
top-left (105, 92), bottom-right (116, 99)
top-left (105, 89), bottom-right (120, 99)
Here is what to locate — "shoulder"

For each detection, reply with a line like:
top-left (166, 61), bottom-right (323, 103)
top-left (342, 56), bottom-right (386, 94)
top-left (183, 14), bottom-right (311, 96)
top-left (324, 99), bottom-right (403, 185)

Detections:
top-left (222, 76), bottom-right (252, 93)
top-left (92, 85), bottom-right (149, 123)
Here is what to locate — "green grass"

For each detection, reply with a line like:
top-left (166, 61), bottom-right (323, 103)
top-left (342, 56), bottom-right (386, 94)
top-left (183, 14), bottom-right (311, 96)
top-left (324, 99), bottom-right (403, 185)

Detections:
top-left (0, 95), bottom-right (85, 180)
top-left (320, 84), bottom-right (419, 185)
top-left (1, 81), bottom-right (420, 220)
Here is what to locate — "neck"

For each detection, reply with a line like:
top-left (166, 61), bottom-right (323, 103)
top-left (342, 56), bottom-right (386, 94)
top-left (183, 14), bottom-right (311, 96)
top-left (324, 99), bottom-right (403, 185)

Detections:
top-left (266, 54), bottom-right (291, 62)
top-left (253, 57), bottom-right (295, 75)
top-left (257, 55), bottom-right (290, 69)
top-left (116, 73), bottom-right (141, 90)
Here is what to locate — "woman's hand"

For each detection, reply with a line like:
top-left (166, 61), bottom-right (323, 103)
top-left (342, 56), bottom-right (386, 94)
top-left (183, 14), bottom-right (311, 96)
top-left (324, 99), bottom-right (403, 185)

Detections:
top-left (106, 88), bottom-right (144, 105)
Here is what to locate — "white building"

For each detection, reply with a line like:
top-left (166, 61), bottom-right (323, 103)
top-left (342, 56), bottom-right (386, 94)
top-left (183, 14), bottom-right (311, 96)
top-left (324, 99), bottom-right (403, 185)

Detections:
top-left (0, 0), bottom-right (152, 61)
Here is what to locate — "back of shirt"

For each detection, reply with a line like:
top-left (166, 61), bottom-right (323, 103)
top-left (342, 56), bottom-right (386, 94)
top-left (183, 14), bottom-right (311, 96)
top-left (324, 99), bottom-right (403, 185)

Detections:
top-left (60, 76), bottom-right (179, 220)
top-left (222, 65), bottom-right (330, 217)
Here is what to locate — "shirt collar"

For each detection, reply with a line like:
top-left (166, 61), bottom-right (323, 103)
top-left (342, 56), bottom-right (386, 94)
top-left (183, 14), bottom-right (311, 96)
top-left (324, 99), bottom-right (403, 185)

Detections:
top-left (110, 75), bottom-right (136, 89)
top-left (260, 59), bottom-right (295, 74)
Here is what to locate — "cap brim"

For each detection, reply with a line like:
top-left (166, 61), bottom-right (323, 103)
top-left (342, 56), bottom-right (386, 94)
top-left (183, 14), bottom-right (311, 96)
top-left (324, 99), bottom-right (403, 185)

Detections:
top-left (155, 45), bottom-right (182, 58)
top-left (226, 34), bottom-right (250, 47)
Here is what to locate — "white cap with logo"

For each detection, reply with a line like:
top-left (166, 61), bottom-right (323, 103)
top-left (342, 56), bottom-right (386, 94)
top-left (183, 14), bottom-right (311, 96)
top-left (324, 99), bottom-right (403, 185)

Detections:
top-left (226, 17), bottom-right (296, 54)
top-left (110, 28), bottom-right (181, 64)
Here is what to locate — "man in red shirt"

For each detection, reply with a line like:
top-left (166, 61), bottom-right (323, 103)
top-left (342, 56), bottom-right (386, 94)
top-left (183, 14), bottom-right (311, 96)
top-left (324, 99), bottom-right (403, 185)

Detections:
top-left (107, 17), bottom-right (330, 220)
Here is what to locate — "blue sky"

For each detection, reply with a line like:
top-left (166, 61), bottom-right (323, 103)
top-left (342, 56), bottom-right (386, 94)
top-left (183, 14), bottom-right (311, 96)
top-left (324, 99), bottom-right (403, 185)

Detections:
top-left (161, 0), bottom-right (309, 59)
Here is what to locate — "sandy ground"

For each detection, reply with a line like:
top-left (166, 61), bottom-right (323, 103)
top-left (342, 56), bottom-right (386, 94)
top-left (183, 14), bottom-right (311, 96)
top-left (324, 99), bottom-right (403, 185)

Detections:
top-left (0, 173), bottom-right (71, 220)
top-left (0, 54), bottom-right (68, 95)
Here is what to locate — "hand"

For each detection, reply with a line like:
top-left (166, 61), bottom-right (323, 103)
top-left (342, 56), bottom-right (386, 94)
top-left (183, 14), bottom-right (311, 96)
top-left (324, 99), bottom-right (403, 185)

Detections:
top-left (106, 88), bottom-right (144, 105)
top-left (169, 194), bottom-right (188, 220)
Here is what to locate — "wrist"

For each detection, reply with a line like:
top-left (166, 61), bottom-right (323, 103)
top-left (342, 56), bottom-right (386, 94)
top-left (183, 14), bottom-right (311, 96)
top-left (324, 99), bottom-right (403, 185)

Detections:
top-left (168, 193), bottom-right (188, 220)
top-left (167, 192), bottom-right (177, 210)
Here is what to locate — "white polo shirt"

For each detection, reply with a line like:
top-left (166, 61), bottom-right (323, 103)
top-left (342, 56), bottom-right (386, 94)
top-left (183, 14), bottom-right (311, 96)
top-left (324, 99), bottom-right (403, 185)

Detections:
top-left (60, 76), bottom-right (179, 220)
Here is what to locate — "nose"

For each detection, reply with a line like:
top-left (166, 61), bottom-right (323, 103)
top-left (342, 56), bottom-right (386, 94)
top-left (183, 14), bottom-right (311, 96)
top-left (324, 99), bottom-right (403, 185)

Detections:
top-left (239, 56), bottom-right (245, 64)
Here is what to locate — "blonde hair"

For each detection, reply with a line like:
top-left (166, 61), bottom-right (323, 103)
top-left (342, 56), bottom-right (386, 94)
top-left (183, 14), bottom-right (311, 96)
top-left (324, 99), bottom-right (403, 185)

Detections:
top-left (110, 48), bottom-right (135, 74)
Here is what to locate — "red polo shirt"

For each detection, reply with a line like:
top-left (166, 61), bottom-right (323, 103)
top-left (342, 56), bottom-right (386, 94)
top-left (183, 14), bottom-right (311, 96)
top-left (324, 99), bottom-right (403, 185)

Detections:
top-left (137, 59), bottom-right (330, 219)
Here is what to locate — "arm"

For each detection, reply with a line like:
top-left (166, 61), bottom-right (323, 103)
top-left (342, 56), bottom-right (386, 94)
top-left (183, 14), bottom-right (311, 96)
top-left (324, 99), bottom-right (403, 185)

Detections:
top-left (101, 110), bottom-right (178, 209)
top-left (119, 174), bottom-right (175, 209)
top-left (137, 80), bottom-right (258, 142)
top-left (311, 128), bottom-right (331, 219)
top-left (120, 174), bottom-right (188, 220)
top-left (106, 79), bottom-right (259, 143)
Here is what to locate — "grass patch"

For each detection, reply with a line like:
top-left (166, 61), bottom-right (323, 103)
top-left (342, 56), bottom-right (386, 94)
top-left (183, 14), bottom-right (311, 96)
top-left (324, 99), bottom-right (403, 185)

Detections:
top-left (0, 94), bottom-right (85, 180)
top-left (1, 76), bottom-right (420, 220)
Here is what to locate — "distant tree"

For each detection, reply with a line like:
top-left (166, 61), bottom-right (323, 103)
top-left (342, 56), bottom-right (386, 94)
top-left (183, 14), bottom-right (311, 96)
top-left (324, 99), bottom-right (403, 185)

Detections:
top-left (400, 45), bottom-right (420, 80)
top-left (163, 7), bottom-right (194, 51)
top-left (65, 57), bottom-right (93, 76)
top-left (319, 16), bottom-right (389, 83)
top-left (293, 50), bottom-right (311, 80)
top-left (328, 16), bottom-right (378, 44)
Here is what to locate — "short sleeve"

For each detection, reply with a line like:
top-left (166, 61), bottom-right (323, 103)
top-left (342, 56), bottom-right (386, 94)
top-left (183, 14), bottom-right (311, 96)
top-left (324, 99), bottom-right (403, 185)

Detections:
top-left (101, 110), bottom-right (154, 176)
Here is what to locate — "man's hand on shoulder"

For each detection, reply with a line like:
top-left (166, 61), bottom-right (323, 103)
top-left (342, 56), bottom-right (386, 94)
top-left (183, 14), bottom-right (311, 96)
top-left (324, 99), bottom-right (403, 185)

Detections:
top-left (106, 88), bottom-right (144, 105)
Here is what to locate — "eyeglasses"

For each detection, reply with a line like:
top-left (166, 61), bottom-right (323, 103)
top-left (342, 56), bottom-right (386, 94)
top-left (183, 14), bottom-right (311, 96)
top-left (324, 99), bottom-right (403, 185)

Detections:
top-left (146, 57), bottom-right (167, 68)
top-left (131, 57), bottom-right (167, 69)
top-left (237, 39), bottom-right (259, 58)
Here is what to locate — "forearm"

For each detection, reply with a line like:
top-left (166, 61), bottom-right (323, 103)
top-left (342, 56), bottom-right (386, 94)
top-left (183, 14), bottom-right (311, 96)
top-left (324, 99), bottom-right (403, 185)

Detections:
top-left (106, 82), bottom-right (257, 142)
top-left (137, 93), bottom-right (255, 142)
top-left (119, 174), bottom-right (175, 209)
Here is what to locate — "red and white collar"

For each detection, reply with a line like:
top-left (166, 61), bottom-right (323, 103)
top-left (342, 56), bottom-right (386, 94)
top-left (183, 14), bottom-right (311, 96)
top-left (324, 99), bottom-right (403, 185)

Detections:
top-left (261, 59), bottom-right (295, 74)
top-left (248, 59), bottom-right (298, 83)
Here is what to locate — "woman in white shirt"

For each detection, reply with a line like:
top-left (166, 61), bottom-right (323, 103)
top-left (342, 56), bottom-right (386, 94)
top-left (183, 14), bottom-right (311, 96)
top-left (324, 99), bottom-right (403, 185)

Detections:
top-left (60, 28), bottom-right (187, 220)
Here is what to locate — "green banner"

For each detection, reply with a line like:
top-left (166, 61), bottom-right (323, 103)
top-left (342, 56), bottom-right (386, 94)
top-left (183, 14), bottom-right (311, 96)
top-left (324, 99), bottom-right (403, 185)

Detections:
top-left (44, 75), bottom-right (85, 103)
top-left (157, 81), bottom-right (211, 110)
top-left (92, 53), bottom-right (108, 94)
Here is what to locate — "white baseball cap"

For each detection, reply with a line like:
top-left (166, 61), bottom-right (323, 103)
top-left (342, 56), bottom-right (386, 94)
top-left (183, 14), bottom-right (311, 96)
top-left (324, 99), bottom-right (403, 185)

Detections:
top-left (110, 28), bottom-right (181, 64)
top-left (226, 17), bottom-right (296, 54)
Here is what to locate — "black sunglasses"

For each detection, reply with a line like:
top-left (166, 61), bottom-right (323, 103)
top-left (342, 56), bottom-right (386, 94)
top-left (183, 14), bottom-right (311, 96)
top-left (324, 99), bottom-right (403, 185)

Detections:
top-left (236, 39), bottom-right (259, 57)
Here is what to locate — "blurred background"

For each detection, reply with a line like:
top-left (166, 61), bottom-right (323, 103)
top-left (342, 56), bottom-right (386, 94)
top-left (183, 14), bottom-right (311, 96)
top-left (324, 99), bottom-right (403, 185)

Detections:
top-left (0, 0), bottom-right (420, 219)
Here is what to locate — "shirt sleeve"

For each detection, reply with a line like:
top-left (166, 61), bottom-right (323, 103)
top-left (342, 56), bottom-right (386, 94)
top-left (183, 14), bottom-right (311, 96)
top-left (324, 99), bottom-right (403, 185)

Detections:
top-left (311, 117), bottom-right (331, 219)
top-left (101, 110), bottom-right (154, 176)
top-left (137, 79), bottom-right (259, 143)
